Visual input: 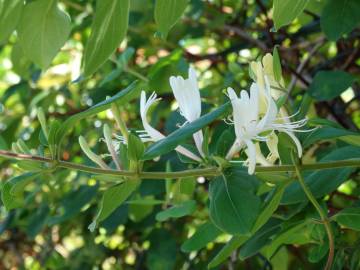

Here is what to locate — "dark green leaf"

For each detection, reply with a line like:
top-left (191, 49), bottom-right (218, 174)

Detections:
top-left (321, 0), bottom-right (360, 41)
top-left (239, 219), bottom-right (282, 260)
top-left (142, 102), bottom-right (230, 160)
top-left (252, 182), bottom-right (288, 232)
top-left (181, 222), bottom-right (222, 252)
top-left (83, 0), bottom-right (130, 76)
top-left (308, 71), bottom-right (354, 101)
top-left (17, 0), bottom-right (71, 68)
top-left (282, 146), bottom-right (360, 204)
top-left (209, 167), bottom-right (261, 235)
top-left (333, 208), bottom-right (360, 231)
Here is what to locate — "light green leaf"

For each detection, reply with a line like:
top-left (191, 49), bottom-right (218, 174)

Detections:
top-left (142, 102), bottom-right (230, 160)
top-left (209, 167), bottom-right (261, 235)
top-left (333, 208), bottom-right (360, 231)
top-left (273, 46), bottom-right (282, 82)
top-left (0, 0), bottom-right (23, 43)
top-left (127, 133), bottom-right (145, 162)
top-left (208, 236), bottom-right (249, 269)
top-left (154, 0), bottom-right (188, 38)
top-left (1, 172), bottom-right (39, 211)
top-left (308, 71), bottom-right (354, 101)
top-left (156, 200), bottom-right (196, 222)
top-left (89, 180), bottom-right (140, 232)
top-left (181, 222), bottom-right (222, 252)
top-left (321, 0), bottom-right (360, 41)
top-left (17, 0), bottom-right (71, 68)
top-left (273, 0), bottom-right (309, 30)
top-left (83, 0), bottom-right (130, 76)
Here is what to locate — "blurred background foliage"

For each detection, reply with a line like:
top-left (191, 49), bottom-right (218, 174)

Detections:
top-left (0, 0), bottom-right (360, 269)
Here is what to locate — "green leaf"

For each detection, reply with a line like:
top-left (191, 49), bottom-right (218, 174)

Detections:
top-left (89, 180), bottom-right (140, 232)
top-left (48, 120), bottom-right (61, 159)
top-left (48, 184), bottom-right (99, 225)
top-left (308, 71), bottom-right (354, 101)
top-left (333, 208), bottom-right (360, 231)
top-left (1, 172), bottom-right (39, 211)
top-left (302, 126), bottom-right (360, 147)
top-left (17, 0), bottom-right (71, 68)
top-left (181, 222), bottom-right (222, 252)
top-left (127, 133), bottom-right (145, 162)
top-left (83, 0), bottom-right (130, 76)
top-left (154, 0), bottom-right (188, 38)
top-left (273, 46), bottom-right (282, 82)
top-left (282, 146), bottom-right (360, 204)
top-left (208, 236), bottom-right (249, 269)
top-left (252, 182), bottom-right (288, 232)
top-left (209, 167), bottom-right (261, 235)
top-left (142, 102), bottom-right (230, 160)
top-left (156, 200), bottom-right (196, 222)
top-left (321, 0), bottom-right (360, 41)
top-left (273, 0), bottom-right (309, 30)
top-left (239, 219), bottom-right (282, 260)
top-left (0, 0), bottom-right (23, 43)
top-left (56, 81), bottom-right (139, 154)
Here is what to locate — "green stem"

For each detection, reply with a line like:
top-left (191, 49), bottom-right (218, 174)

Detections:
top-left (292, 152), bottom-right (334, 270)
top-left (124, 67), bottom-right (149, 82)
top-left (0, 149), bottom-right (359, 180)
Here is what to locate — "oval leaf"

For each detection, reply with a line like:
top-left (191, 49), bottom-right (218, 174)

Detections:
top-left (17, 0), bottom-right (71, 68)
top-left (308, 71), bottom-right (354, 101)
top-left (321, 0), bottom-right (360, 41)
top-left (333, 208), bottom-right (360, 231)
top-left (156, 200), bottom-right (196, 222)
top-left (209, 167), bottom-right (261, 235)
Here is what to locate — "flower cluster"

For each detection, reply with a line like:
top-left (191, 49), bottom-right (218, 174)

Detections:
top-left (79, 54), bottom-right (309, 175)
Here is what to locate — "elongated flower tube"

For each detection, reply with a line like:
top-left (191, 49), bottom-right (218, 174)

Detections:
top-left (169, 67), bottom-right (204, 157)
top-left (139, 91), bottom-right (202, 162)
top-left (226, 79), bottom-right (308, 174)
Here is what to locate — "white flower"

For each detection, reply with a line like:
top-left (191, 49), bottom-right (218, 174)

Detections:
top-left (170, 67), bottom-right (204, 157)
top-left (139, 91), bottom-right (202, 162)
top-left (226, 78), bottom-right (307, 174)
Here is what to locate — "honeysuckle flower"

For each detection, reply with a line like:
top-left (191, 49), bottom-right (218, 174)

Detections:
top-left (226, 78), bottom-right (308, 174)
top-left (170, 67), bottom-right (204, 157)
top-left (139, 91), bottom-right (202, 162)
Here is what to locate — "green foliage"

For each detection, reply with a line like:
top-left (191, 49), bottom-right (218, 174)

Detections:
top-left (154, 0), bottom-right (188, 38)
top-left (83, 0), bottom-right (130, 76)
top-left (321, 0), bottom-right (360, 41)
top-left (0, 0), bottom-right (360, 269)
top-left (0, 0), bottom-right (23, 44)
top-left (17, 0), bottom-right (71, 68)
top-left (273, 0), bottom-right (309, 30)
top-left (308, 71), bottom-right (354, 101)
top-left (209, 167), bottom-right (261, 235)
